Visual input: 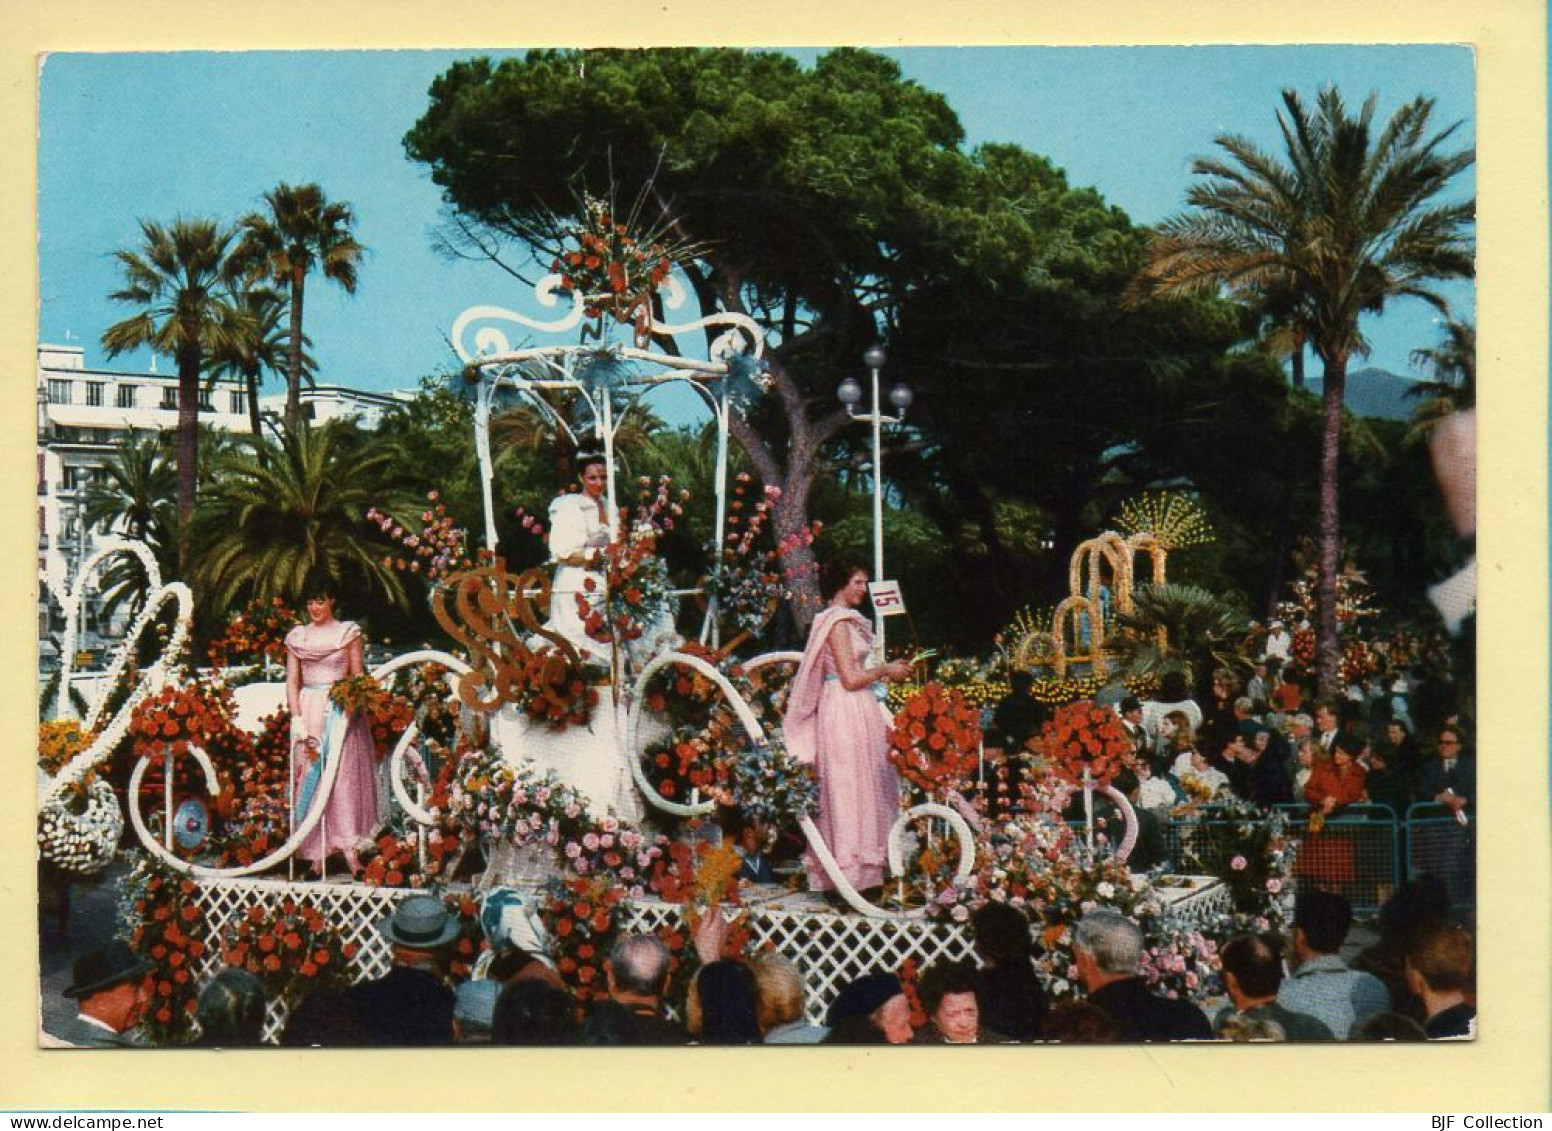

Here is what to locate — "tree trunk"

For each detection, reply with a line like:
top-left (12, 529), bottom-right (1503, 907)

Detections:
top-left (246, 369), bottom-right (264, 440)
top-left (175, 342), bottom-right (202, 573)
top-left (286, 268), bottom-right (306, 433)
top-left (1315, 353), bottom-right (1347, 695)
top-left (1290, 326), bottom-right (1306, 391)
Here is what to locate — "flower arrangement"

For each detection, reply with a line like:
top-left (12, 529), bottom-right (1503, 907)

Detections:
top-left (710, 737), bottom-right (818, 837)
top-left (576, 476), bottom-right (684, 646)
top-left (211, 710), bottom-right (291, 868)
top-left (368, 490), bottom-right (474, 581)
top-left (1115, 492), bottom-right (1215, 550)
top-left (38, 719), bottom-right (90, 781)
top-left (539, 872), bottom-right (628, 1001)
top-left (205, 596), bottom-right (296, 670)
top-left (120, 856), bottom-right (210, 1045)
top-left (441, 892), bottom-right (487, 982)
top-left (446, 744), bottom-right (591, 852)
top-left (328, 672), bottom-right (388, 717)
top-left (705, 476), bottom-right (788, 637)
top-left (221, 896), bottom-right (355, 1007)
top-left (503, 644), bottom-right (604, 732)
top-left (127, 679), bottom-right (246, 767)
top-left (1040, 700), bottom-right (1134, 791)
top-left (642, 727), bottom-right (719, 804)
top-left (1193, 797), bottom-right (1295, 933)
top-left (888, 682), bottom-right (983, 801)
top-left (38, 779), bottom-right (123, 875)
top-left (550, 195), bottom-right (686, 325)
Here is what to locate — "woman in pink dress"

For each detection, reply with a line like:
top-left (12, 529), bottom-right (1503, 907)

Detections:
top-left (785, 561), bottom-right (912, 898)
top-left (286, 582), bottom-right (381, 879)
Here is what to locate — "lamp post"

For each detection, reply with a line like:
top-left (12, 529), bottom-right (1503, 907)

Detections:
top-left (837, 344), bottom-right (913, 654)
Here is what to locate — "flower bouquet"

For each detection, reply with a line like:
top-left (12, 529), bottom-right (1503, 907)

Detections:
top-left (1040, 699), bottom-right (1134, 791)
top-left (327, 673), bottom-right (388, 717)
top-left (888, 682), bottom-right (983, 801)
top-left (120, 858), bottom-right (210, 1045)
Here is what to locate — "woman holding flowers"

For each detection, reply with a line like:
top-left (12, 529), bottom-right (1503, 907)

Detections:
top-left (286, 575), bottom-right (380, 879)
top-left (545, 453), bottom-right (617, 662)
top-left (785, 560), bottom-right (912, 899)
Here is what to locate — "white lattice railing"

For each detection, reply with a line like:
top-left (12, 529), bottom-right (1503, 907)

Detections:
top-left (183, 872), bottom-right (1225, 1041)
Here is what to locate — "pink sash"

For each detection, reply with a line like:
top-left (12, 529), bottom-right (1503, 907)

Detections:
top-left (783, 606), bottom-right (870, 766)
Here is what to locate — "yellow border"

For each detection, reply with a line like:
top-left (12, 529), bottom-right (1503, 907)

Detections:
top-left (3, 0), bottom-right (1545, 1112)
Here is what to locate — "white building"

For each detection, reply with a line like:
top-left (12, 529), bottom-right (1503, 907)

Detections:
top-left (36, 343), bottom-right (412, 667)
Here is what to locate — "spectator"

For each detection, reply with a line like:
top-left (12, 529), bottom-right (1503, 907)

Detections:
top-left (1289, 736), bottom-right (1317, 797)
top-left (686, 961), bottom-right (761, 1045)
top-left (348, 895), bottom-right (458, 1046)
top-left (1040, 999), bottom-right (1121, 1043)
top-left (1377, 719), bottom-right (1425, 789)
top-left (1072, 910), bottom-right (1212, 1042)
top-left (280, 986), bottom-right (361, 1047)
top-left (1245, 663), bottom-right (1271, 712)
top-left (193, 967), bottom-right (266, 1047)
top-left (1353, 876), bottom-right (1452, 1021)
top-left (1277, 891), bottom-right (1390, 1039)
top-left (1262, 620), bottom-right (1292, 665)
top-left (492, 980), bottom-right (580, 1045)
top-left (1141, 670), bottom-right (1201, 751)
top-left (1133, 758), bottom-right (1184, 816)
top-left (1272, 665), bottom-right (1306, 713)
top-left (589, 933), bottom-right (685, 1045)
top-left (991, 669), bottom-right (1048, 753)
top-left (55, 940), bottom-right (153, 1048)
top-left (720, 808), bottom-right (778, 885)
top-left (968, 901), bottom-right (1047, 1041)
top-left (452, 979), bottom-right (500, 1044)
top-left (1213, 934), bottom-right (1333, 1041)
top-left (1418, 725), bottom-right (1474, 817)
top-left (822, 973), bottom-right (914, 1044)
top-left (1313, 702), bottom-right (1342, 755)
top-left (913, 959), bottom-right (1006, 1044)
top-left (1363, 742), bottom-right (1413, 823)
top-left (1406, 921), bottom-right (1475, 1039)
top-left (1224, 729), bottom-right (1293, 809)
top-left (749, 952), bottom-right (827, 1044)
top-left (1117, 696), bottom-right (1150, 761)
top-left (1198, 669), bottom-right (1242, 756)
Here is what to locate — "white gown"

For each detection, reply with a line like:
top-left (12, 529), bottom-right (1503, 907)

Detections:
top-left (544, 492), bottom-right (614, 663)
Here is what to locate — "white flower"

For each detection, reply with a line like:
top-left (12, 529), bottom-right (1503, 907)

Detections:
top-left (1096, 882), bottom-right (1116, 899)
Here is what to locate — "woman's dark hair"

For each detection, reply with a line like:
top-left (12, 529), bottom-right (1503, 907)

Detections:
top-left (194, 967), bottom-right (266, 1047)
top-left (485, 945), bottom-right (540, 984)
top-left (492, 980), bottom-right (579, 1045)
top-left (300, 567), bottom-right (337, 603)
top-left (692, 960), bottom-right (762, 1045)
top-left (575, 452), bottom-right (607, 476)
top-left (820, 558), bottom-right (868, 600)
top-left (1042, 999), bottom-right (1121, 1043)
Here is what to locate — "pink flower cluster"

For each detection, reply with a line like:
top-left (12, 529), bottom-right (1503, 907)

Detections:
top-left (367, 491), bottom-right (472, 580)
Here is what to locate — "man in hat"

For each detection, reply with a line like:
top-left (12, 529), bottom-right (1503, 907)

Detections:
top-left (55, 940), bottom-right (152, 1048)
top-left (347, 894), bottom-right (458, 1046)
top-left (824, 971), bottom-right (914, 1044)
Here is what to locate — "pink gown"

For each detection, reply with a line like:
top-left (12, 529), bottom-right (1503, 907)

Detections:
top-left (786, 607), bottom-right (900, 893)
top-left (286, 620), bottom-right (381, 866)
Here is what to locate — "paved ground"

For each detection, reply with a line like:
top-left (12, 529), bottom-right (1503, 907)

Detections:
top-left (36, 861), bottom-right (129, 1043)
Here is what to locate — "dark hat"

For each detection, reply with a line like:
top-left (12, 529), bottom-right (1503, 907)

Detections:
top-left (1119, 696), bottom-right (1142, 714)
top-left (825, 972), bottom-right (903, 1027)
top-left (379, 895), bottom-right (460, 950)
top-left (63, 940), bottom-right (153, 999)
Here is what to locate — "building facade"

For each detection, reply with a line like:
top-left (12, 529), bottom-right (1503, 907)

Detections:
top-left (36, 344), bottom-right (410, 668)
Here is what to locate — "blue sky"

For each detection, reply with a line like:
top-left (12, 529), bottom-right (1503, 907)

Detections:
top-left (39, 45), bottom-right (1475, 403)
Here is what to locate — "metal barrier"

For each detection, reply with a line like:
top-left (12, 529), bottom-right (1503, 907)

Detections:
top-left (1406, 802), bottom-right (1475, 911)
top-left (1274, 803), bottom-right (1401, 915)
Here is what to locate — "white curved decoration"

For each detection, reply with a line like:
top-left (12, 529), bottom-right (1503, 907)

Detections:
top-left (51, 538), bottom-right (163, 720)
top-left (372, 650), bottom-right (472, 827)
top-left (626, 649), bottom-right (746, 818)
top-left (38, 580), bottom-right (193, 812)
top-left (451, 286), bottom-right (587, 362)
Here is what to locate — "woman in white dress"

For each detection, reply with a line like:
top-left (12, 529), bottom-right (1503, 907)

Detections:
top-left (544, 454), bottom-right (616, 662)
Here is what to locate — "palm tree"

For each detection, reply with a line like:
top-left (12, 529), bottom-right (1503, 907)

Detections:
top-left (206, 283), bottom-right (311, 440)
top-left (233, 182), bottom-right (364, 433)
top-left (1132, 87), bottom-right (1474, 693)
top-left (81, 431), bottom-right (179, 617)
top-left (1406, 317), bottom-right (1475, 440)
top-left (101, 216), bottom-right (241, 565)
top-left (191, 421), bottom-right (405, 613)
top-left (1107, 583), bottom-right (1254, 688)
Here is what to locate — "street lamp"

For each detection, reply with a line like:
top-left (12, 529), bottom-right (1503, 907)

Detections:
top-left (837, 344), bottom-right (912, 652)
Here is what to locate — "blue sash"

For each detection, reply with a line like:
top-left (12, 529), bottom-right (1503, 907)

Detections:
top-left (294, 701), bottom-right (345, 823)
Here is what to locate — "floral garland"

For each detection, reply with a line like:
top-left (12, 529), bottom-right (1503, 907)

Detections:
top-left (888, 682), bottom-right (983, 801)
top-left (119, 856), bottom-right (210, 1045)
top-left (705, 476), bottom-right (788, 637)
top-left (1199, 797), bottom-right (1295, 934)
top-left (710, 737), bottom-right (818, 836)
top-left (503, 645), bottom-right (605, 732)
top-left (368, 490), bottom-right (474, 582)
top-left (221, 896), bottom-right (356, 1006)
top-left (1040, 699), bottom-right (1134, 791)
top-left (211, 710), bottom-right (290, 869)
top-left (38, 779), bottom-right (123, 875)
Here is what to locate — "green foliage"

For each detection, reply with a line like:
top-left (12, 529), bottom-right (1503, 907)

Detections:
top-left (1107, 582), bottom-right (1254, 685)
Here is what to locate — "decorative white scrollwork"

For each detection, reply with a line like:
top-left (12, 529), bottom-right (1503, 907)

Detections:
top-left (38, 578), bottom-right (193, 812)
top-left (451, 281), bottom-right (588, 362)
top-left (50, 538), bottom-right (163, 721)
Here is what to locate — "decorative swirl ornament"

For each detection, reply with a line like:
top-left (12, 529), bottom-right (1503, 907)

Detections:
top-left (430, 560), bottom-right (582, 714)
top-left (38, 579), bottom-right (193, 812)
top-left (451, 280), bottom-right (587, 362)
top-left (49, 538), bottom-right (163, 720)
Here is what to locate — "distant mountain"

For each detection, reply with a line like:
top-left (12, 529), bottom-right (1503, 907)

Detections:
top-left (1304, 366), bottom-right (1420, 421)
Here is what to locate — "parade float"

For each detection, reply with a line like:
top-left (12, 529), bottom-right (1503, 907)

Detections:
top-left (36, 211), bottom-right (1249, 1043)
